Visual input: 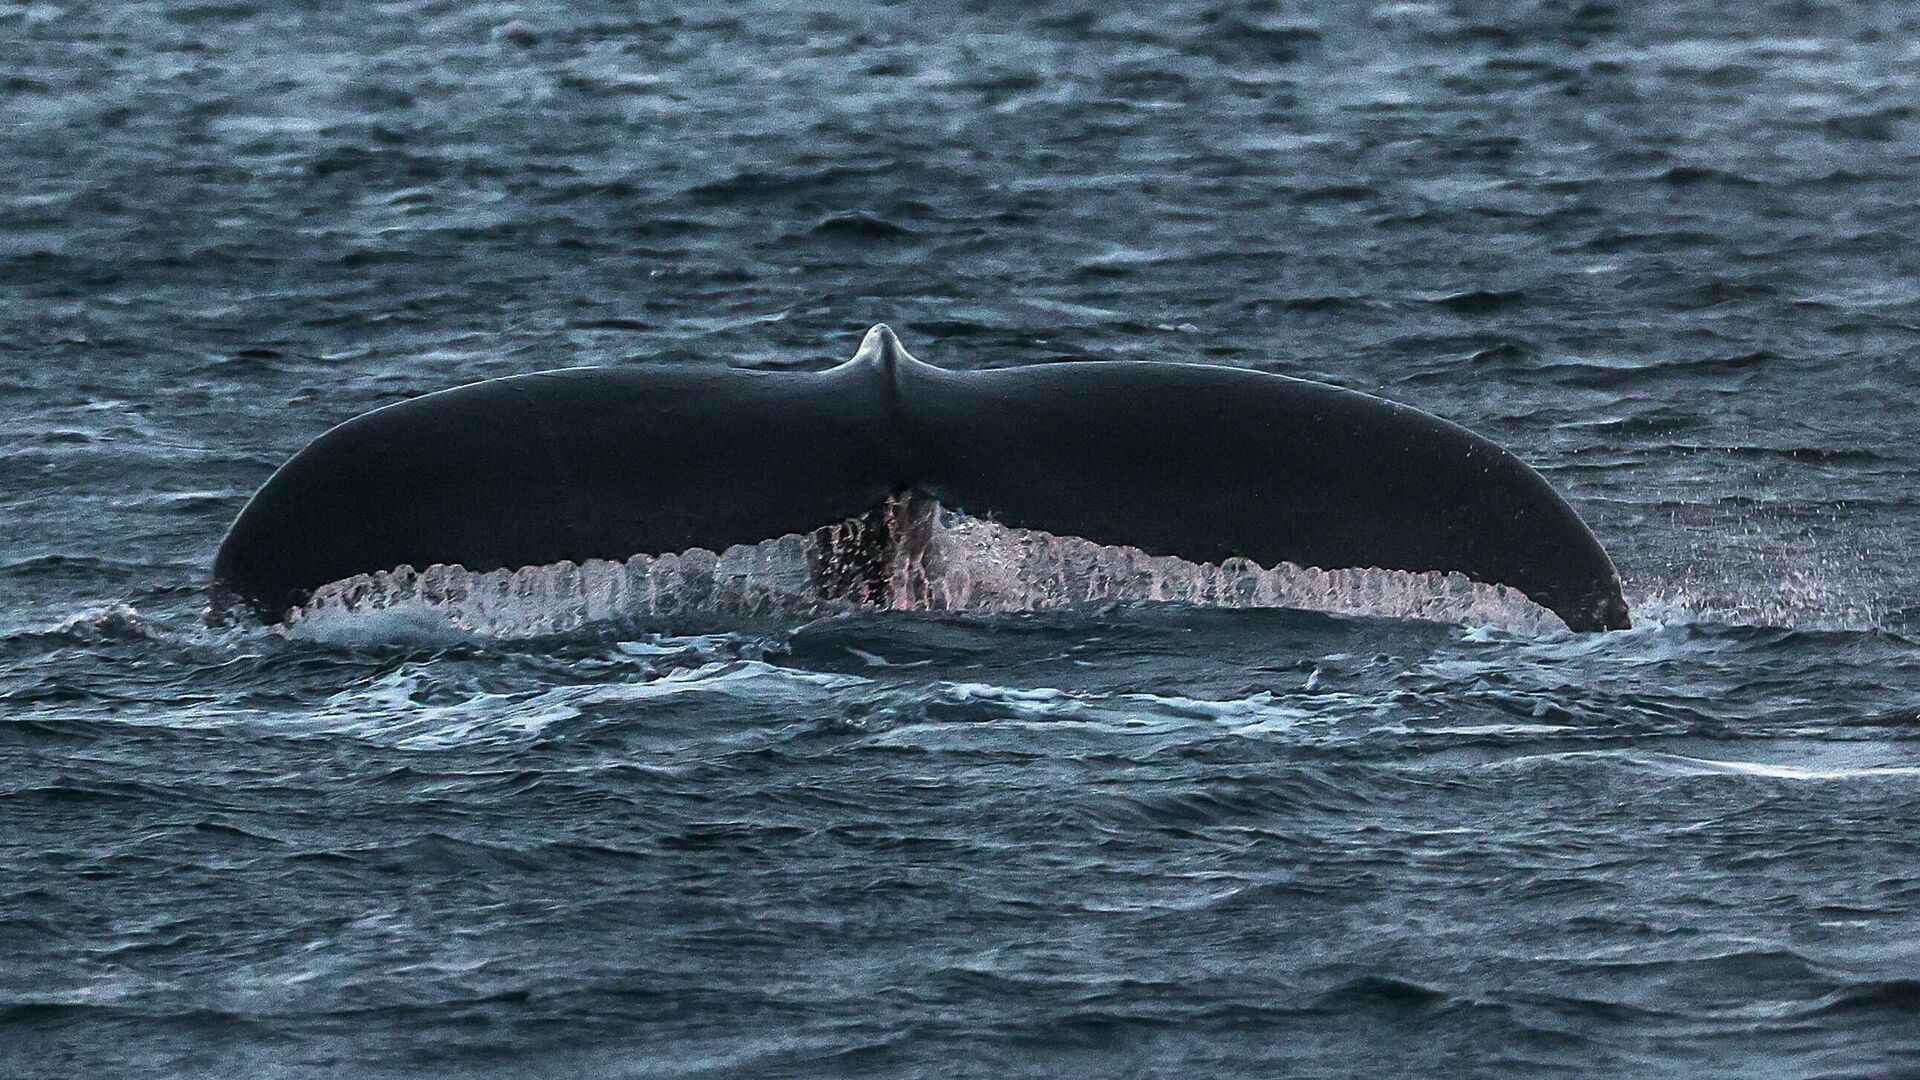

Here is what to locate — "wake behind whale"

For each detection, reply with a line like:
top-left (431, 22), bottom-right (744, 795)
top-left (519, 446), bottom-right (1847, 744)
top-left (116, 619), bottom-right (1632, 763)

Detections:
top-left (214, 326), bottom-right (1628, 637)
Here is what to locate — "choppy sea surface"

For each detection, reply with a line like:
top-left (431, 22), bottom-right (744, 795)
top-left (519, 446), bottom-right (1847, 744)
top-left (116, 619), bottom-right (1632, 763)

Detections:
top-left (5, 1), bottom-right (1920, 1076)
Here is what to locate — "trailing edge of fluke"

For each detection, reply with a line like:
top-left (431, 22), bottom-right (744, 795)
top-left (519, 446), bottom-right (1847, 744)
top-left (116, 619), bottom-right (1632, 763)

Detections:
top-left (212, 325), bottom-right (1630, 631)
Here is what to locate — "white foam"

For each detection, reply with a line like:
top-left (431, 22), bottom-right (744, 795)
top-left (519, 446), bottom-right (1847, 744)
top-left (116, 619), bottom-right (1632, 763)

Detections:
top-left (1634, 752), bottom-right (1920, 781)
top-left (301, 659), bottom-right (875, 748)
top-left (1495, 749), bottom-right (1920, 782)
top-left (281, 495), bottom-right (1566, 642)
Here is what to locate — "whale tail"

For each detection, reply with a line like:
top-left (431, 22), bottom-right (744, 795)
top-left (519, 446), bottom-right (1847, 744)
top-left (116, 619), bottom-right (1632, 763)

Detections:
top-left (213, 326), bottom-right (1628, 631)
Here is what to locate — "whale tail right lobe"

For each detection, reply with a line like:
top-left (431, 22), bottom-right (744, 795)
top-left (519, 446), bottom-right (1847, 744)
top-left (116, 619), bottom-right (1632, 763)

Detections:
top-left (893, 353), bottom-right (1628, 631)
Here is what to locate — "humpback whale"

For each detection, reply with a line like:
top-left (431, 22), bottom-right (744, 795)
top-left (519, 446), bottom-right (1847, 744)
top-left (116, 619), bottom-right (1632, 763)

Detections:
top-left (212, 326), bottom-right (1630, 631)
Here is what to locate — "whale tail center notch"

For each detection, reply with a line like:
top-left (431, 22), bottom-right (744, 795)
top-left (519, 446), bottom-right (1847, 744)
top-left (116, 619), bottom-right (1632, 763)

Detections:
top-left (848, 323), bottom-right (911, 374)
top-left (212, 326), bottom-right (1629, 631)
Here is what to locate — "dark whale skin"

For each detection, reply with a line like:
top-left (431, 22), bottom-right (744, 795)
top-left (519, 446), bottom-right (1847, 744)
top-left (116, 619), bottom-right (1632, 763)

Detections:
top-left (213, 326), bottom-right (1629, 631)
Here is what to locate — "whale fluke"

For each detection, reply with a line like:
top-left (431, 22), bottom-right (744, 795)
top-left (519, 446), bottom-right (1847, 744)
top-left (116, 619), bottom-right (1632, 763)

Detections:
top-left (212, 326), bottom-right (1628, 631)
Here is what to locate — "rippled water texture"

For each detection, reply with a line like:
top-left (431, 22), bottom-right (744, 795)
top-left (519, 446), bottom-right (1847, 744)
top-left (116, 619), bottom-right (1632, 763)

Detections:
top-left (4, 2), bottom-right (1919, 1077)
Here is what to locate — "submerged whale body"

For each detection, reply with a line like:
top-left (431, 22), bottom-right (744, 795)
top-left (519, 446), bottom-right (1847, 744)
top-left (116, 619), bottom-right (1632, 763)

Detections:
top-left (212, 326), bottom-right (1630, 632)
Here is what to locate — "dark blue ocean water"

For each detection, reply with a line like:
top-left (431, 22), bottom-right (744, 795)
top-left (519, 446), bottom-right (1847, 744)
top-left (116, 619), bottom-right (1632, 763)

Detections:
top-left (5, 2), bottom-right (1920, 1076)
